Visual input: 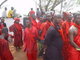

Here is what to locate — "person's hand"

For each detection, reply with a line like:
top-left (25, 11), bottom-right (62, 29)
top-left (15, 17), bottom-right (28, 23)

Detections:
top-left (76, 48), bottom-right (80, 51)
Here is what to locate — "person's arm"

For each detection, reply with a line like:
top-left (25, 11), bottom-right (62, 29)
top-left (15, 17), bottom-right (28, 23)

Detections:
top-left (69, 28), bottom-right (80, 48)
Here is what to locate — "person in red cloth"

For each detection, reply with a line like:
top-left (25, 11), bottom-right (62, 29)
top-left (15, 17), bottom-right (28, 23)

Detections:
top-left (37, 16), bottom-right (44, 31)
top-left (39, 14), bottom-right (52, 41)
top-left (62, 12), bottom-right (73, 60)
top-left (0, 33), bottom-right (13, 60)
top-left (29, 8), bottom-right (35, 16)
top-left (29, 9), bottom-right (38, 29)
top-left (9, 18), bottom-right (23, 50)
top-left (23, 19), bottom-right (38, 60)
top-left (38, 14), bottom-right (52, 56)
top-left (67, 14), bottom-right (80, 60)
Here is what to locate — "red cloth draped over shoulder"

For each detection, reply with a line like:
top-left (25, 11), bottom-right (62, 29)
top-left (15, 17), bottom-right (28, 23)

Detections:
top-left (40, 21), bottom-right (52, 40)
top-left (9, 23), bottom-right (23, 47)
top-left (62, 21), bottom-right (72, 42)
top-left (73, 24), bottom-right (80, 47)
top-left (24, 26), bottom-right (38, 53)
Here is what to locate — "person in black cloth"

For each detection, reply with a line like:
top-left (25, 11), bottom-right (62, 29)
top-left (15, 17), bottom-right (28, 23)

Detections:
top-left (43, 14), bottom-right (63, 60)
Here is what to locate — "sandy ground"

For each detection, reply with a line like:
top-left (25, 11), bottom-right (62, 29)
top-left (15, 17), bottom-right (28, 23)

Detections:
top-left (9, 43), bottom-right (43, 60)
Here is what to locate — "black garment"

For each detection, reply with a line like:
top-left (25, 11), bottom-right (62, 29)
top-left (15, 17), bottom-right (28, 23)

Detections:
top-left (2, 27), bottom-right (8, 41)
top-left (44, 26), bottom-right (63, 60)
top-left (23, 17), bottom-right (27, 29)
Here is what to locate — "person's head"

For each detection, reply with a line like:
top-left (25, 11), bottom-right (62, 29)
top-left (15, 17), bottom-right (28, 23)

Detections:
top-left (39, 16), bottom-right (44, 22)
top-left (63, 12), bottom-right (72, 22)
top-left (46, 14), bottom-right (52, 22)
top-left (14, 18), bottom-right (20, 23)
top-left (31, 8), bottom-right (33, 11)
top-left (5, 7), bottom-right (7, 11)
top-left (52, 14), bottom-right (62, 25)
top-left (74, 14), bottom-right (80, 25)
top-left (11, 7), bottom-right (14, 10)
top-left (1, 18), bottom-right (5, 23)
top-left (37, 8), bottom-right (39, 10)
top-left (26, 19), bottom-right (32, 28)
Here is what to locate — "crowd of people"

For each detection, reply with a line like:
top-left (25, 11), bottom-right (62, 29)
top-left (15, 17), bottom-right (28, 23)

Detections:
top-left (0, 7), bottom-right (80, 60)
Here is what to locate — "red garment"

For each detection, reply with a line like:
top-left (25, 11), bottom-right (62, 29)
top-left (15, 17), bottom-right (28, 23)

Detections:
top-left (29, 16), bottom-right (38, 29)
top-left (14, 18), bottom-right (20, 21)
top-left (37, 22), bottom-right (41, 30)
top-left (0, 39), bottom-right (13, 60)
top-left (9, 23), bottom-right (23, 47)
top-left (40, 21), bottom-right (51, 40)
top-left (32, 20), bottom-right (38, 28)
top-left (74, 24), bottom-right (80, 47)
top-left (0, 25), bottom-right (3, 35)
top-left (62, 21), bottom-right (72, 60)
top-left (27, 51), bottom-right (37, 60)
top-left (24, 26), bottom-right (38, 60)
top-left (0, 56), bottom-right (1, 60)
top-left (62, 21), bottom-right (71, 42)
top-left (67, 24), bottom-right (80, 60)
top-left (29, 10), bottom-right (35, 16)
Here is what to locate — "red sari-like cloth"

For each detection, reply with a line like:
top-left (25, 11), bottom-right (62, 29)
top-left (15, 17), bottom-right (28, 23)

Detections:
top-left (40, 21), bottom-right (52, 40)
top-left (61, 21), bottom-right (73, 60)
top-left (67, 24), bottom-right (80, 60)
top-left (24, 26), bottom-right (38, 60)
top-left (29, 17), bottom-right (38, 29)
top-left (9, 23), bottom-right (23, 47)
top-left (0, 39), bottom-right (13, 60)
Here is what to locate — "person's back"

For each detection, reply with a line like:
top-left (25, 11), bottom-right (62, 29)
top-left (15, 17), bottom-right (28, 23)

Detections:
top-left (0, 37), bottom-right (13, 60)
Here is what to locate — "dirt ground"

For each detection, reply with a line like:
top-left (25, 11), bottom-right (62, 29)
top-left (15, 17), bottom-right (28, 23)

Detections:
top-left (9, 43), bottom-right (43, 60)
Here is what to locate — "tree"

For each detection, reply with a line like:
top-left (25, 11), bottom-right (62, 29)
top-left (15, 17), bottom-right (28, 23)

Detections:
top-left (0, 0), bottom-right (8, 8)
top-left (33, 0), bottom-right (65, 12)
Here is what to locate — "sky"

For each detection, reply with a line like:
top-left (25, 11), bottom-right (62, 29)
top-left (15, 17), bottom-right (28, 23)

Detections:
top-left (0, 0), bottom-right (37, 16)
top-left (0, 0), bottom-right (80, 17)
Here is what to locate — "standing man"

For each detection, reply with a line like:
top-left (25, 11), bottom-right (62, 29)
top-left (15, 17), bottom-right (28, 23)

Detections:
top-left (62, 12), bottom-right (73, 60)
top-left (8, 7), bottom-right (14, 18)
top-left (9, 18), bottom-right (23, 50)
top-left (29, 8), bottom-right (35, 18)
top-left (2, 7), bottom-right (7, 18)
top-left (67, 14), bottom-right (80, 60)
top-left (36, 8), bottom-right (41, 20)
top-left (43, 14), bottom-right (63, 60)
top-left (23, 19), bottom-right (38, 60)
